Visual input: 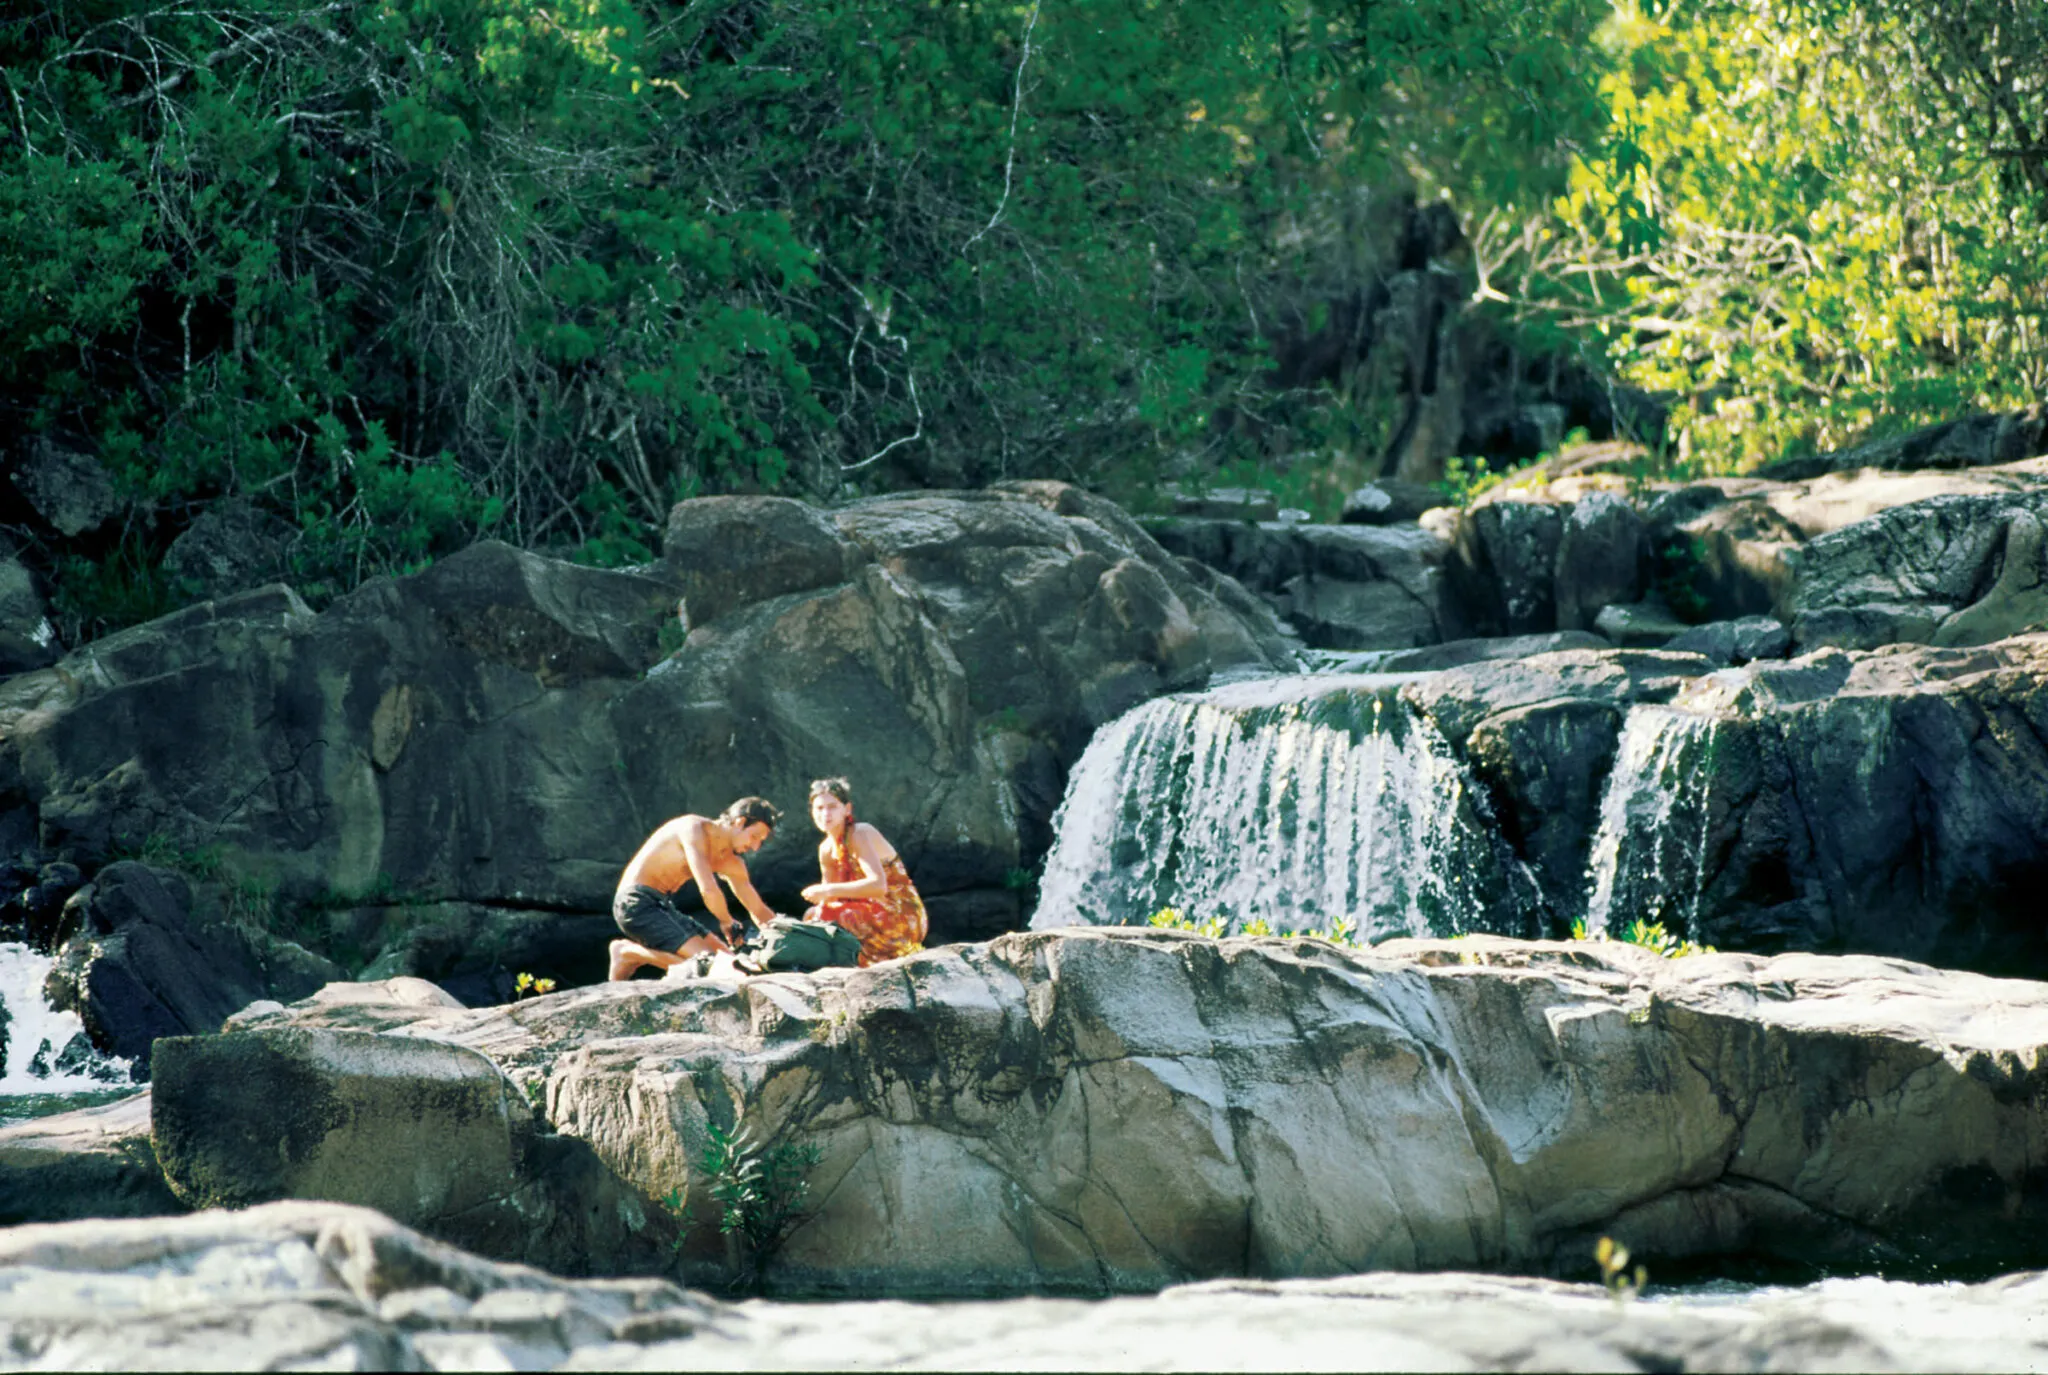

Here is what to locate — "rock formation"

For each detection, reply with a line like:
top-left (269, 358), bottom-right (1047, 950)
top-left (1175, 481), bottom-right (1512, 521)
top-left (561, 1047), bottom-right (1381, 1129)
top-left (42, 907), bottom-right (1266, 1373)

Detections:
top-left (0, 1092), bottom-right (179, 1226)
top-left (2, 1199), bottom-right (2045, 1371)
top-left (0, 484), bottom-right (1294, 1007)
top-left (0, 1201), bottom-right (709, 1370)
top-left (189, 931), bottom-right (2048, 1294)
top-left (42, 862), bottom-right (343, 1075)
top-left (1140, 408), bottom-right (2048, 658)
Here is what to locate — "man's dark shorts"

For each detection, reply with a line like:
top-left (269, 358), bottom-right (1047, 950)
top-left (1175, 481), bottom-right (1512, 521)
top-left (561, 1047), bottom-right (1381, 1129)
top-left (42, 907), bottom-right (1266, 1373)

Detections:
top-left (614, 885), bottom-right (731, 951)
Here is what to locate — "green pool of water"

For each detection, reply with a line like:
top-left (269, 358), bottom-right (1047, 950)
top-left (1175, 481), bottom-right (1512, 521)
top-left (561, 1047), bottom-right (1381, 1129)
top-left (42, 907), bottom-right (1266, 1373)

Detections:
top-left (0, 1087), bottom-right (137, 1129)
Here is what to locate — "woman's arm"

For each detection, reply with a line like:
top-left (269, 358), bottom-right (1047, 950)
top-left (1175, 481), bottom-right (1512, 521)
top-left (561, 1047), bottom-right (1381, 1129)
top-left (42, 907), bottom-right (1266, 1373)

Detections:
top-left (802, 825), bottom-right (889, 902)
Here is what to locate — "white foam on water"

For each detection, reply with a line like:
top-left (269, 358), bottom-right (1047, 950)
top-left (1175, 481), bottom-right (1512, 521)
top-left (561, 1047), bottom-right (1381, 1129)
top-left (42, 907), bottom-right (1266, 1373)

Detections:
top-left (1030, 675), bottom-right (1499, 938)
top-left (1581, 705), bottom-right (1721, 942)
top-left (0, 941), bottom-right (132, 1094)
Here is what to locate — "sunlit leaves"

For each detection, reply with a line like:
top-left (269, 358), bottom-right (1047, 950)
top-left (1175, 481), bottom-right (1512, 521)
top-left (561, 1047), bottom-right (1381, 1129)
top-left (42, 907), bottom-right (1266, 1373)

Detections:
top-left (1531, 0), bottom-right (2048, 471)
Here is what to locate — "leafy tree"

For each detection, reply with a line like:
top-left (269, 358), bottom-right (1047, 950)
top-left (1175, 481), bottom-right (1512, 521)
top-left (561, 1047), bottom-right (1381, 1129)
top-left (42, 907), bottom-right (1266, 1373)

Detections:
top-left (1, 0), bottom-right (1611, 632)
top-left (1473, 0), bottom-right (2048, 472)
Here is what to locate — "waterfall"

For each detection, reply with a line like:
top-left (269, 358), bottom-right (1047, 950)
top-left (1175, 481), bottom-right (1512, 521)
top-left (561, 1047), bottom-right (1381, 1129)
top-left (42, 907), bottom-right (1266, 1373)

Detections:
top-left (0, 942), bottom-right (130, 1099)
top-left (1580, 705), bottom-right (1721, 942)
top-left (1030, 674), bottom-right (1516, 939)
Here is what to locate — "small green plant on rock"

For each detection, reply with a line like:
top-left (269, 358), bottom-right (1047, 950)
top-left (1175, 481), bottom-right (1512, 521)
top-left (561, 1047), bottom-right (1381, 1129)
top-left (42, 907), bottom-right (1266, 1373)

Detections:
top-left (1570, 916), bottom-right (1716, 958)
top-left (1146, 906), bottom-right (1229, 938)
top-left (1146, 906), bottom-right (1365, 947)
top-left (513, 972), bottom-right (557, 1000)
top-left (1596, 1235), bottom-right (1647, 1302)
top-left (699, 1114), bottom-right (822, 1292)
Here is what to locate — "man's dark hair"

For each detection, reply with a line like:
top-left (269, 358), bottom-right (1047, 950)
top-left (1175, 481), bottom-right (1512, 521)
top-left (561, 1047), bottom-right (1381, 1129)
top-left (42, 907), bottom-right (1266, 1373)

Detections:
top-left (719, 796), bottom-right (783, 830)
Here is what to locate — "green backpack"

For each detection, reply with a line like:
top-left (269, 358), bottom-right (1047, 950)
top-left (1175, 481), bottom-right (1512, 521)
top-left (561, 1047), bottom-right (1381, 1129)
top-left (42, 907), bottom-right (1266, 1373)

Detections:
top-left (749, 917), bottom-right (864, 972)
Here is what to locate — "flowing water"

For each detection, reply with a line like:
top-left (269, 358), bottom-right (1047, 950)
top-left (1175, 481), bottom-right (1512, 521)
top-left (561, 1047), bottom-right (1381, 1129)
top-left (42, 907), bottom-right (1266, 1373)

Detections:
top-left (1580, 705), bottom-right (1721, 944)
top-left (1031, 674), bottom-right (1525, 939)
top-left (0, 941), bottom-right (132, 1125)
top-left (1030, 667), bottom-right (1730, 943)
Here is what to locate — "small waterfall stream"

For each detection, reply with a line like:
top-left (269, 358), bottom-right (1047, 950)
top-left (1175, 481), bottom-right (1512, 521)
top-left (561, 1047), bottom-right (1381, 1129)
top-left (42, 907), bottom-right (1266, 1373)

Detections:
top-left (1029, 667), bottom-right (1736, 944)
top-left (1580, 705), bottom-right (1721, 943)
top-left (0, 942), bottom-right (131, 1117)
top-left (1031, 674), bottom-right (1517, 939)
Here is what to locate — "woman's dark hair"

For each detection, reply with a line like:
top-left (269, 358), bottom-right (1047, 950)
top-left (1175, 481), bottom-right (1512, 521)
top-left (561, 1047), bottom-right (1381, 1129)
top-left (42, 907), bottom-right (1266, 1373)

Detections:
top-left (808, 777), bottom-right (852, 805)
top-left (719, 796), bottom-right (783, 830)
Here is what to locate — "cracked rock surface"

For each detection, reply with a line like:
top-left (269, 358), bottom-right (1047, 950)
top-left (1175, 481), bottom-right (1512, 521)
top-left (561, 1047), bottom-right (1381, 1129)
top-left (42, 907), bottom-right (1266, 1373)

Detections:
top-left (0, 484), bottom-right (1293, 973)
top-left (0, 1201), bottom-right (710, 1371)
top-left (7, 1200), bottom-right (2048, 1372)
top-left (218, 930), bottom-right (2048, 1294)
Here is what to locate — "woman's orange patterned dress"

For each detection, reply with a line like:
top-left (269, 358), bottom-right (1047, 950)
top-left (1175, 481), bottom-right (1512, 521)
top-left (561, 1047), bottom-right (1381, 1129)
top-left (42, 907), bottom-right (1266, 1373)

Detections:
top-left (817, 833), bottom-right (927, 967)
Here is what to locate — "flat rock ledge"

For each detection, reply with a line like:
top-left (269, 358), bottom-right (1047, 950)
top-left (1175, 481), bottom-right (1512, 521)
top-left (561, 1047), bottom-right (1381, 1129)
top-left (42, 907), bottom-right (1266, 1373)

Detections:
top-left (2, 1201), bottom-right (2047, 1372)
top-left (200, 930), bottom-right (2048, 1294)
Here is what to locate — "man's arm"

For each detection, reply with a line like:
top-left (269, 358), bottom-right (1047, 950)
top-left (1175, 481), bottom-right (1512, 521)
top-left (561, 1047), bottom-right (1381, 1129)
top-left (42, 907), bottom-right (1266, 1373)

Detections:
top-left (676, 819), bottom-right (738, 941)
top-left (718, 856), bottom-right (779, 933)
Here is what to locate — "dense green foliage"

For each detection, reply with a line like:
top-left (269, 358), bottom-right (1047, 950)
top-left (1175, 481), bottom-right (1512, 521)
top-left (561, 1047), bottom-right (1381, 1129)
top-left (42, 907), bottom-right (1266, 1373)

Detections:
top-left (5, 0), bottom-right (2040, 633)
top-left (1, 0), bottom-right (1606, 625)
top-left (1477, 0), bottom-right (2048, 471)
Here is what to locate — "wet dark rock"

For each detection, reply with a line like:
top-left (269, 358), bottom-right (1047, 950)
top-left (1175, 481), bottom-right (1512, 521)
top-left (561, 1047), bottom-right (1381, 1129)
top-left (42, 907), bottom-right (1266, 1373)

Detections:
top-left (162, 498), bottom-right (297, 602)
top-left (12, 862), bottom-right (84, 950)
top-left (1448, 497), bottom-right (1564, 635)
top-left (42, 862), bottom-right (344, 1077)
top-left (7, 437), bottom-right (120, 538)
top-left (1665, 615), bottom-right (1792, 665)
top-left (1339, 478), bottom-right (1443, 525)
top-left (1553, 490), bottom-right (1642, 632)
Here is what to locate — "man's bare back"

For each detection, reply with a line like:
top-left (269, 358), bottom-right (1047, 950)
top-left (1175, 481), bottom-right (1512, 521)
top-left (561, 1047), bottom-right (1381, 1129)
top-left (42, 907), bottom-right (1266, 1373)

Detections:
top-left (608, 798), bottom-right (783, 981)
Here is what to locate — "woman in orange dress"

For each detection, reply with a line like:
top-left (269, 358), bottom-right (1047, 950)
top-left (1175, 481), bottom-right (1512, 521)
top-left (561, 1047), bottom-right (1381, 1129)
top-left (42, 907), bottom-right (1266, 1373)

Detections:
top-left (801, 777), bottom-right (927, 966)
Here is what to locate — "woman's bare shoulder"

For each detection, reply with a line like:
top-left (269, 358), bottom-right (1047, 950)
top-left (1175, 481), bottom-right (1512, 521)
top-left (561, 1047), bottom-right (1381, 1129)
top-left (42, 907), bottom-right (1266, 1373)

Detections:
top-left (855, 821), bottom-right (897, 859)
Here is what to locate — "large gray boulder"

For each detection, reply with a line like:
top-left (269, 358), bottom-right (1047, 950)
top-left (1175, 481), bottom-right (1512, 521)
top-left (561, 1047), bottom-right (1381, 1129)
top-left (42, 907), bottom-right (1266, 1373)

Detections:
top-left (1783, 490), bottom-right (2048, 650)
top-left (5, 1202), bottom-right (2048, 1371)
top-left (212, 931), bottom-right (2048, 1294)
top-left (161, 497), bottom-right (297, 602)
top-left (0, 485), bottom-right (1293, 964)
top-left (0, 1092), bottom-right (181, 1226)
top-left (0, 1201), bottom-right (711, 1371)
top-left (150, 1022), bottom-right (679, 1277)
top-left (6, 438), bottom-right (120, 539)
top-left (1146, 517), bottom-right (1460, 649)
top-left (42, 862), bottom-right (344, 1076)
top-left (1447, 496), bottom-right (1565, 635)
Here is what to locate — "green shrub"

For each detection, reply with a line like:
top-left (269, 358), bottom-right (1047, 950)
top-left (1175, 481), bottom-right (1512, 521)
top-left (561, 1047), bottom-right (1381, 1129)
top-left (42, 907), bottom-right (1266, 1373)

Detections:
top-left (699, 1114), bottom-right (822, 1292)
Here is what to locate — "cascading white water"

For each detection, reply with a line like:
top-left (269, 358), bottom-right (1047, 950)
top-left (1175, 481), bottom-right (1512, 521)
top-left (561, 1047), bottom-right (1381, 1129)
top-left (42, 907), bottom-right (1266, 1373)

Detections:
top-left (0, 942), bottom-right (130, 1104)
top-left (1030, 674), bottom-right (1512, 939)
top-left (1580, 705), bottom-right (1721, 942)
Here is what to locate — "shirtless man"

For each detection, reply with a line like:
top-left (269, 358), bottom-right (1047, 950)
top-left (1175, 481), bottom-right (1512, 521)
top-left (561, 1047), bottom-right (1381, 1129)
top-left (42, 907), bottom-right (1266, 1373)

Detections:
top-left (608, 797), bottom-right (783, 981)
